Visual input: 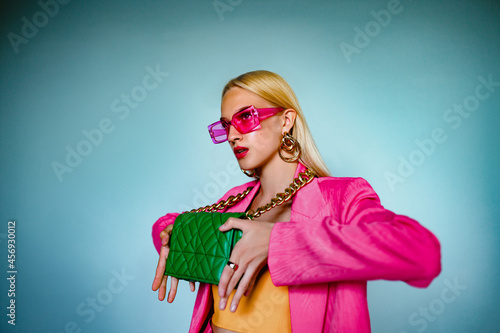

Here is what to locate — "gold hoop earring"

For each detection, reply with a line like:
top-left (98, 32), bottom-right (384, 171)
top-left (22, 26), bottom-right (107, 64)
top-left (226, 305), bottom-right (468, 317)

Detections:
top-left (241, 169), bottom-right (256, 178)
top-left (279, 132), bottom-right (301, 163)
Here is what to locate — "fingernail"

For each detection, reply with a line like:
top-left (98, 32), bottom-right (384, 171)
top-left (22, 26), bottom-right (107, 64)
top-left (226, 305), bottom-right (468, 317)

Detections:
top-left (230, 304), bottom-right (237, 312)
top-left (219, 300), bottom-right (226, 310)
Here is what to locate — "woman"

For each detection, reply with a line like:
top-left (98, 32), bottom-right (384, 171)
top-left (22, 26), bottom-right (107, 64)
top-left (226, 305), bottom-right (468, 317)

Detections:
top-left (152, 70), bottom-right (441, 333)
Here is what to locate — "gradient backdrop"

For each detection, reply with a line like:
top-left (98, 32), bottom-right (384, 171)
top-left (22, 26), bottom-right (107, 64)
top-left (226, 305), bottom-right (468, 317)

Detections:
top-left (1, 0), bottom-right (499, 332)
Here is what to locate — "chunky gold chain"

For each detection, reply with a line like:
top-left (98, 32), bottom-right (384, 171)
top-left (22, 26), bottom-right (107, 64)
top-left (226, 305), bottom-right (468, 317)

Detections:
top-left (245, 168), bottom-right (315, 220)
top-left (186, 168), bottom-right (316, 220)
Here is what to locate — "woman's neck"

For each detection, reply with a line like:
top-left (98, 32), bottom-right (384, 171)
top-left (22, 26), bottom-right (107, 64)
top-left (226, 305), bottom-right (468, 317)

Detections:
top-left (257, 158), bottom-right (299, 200)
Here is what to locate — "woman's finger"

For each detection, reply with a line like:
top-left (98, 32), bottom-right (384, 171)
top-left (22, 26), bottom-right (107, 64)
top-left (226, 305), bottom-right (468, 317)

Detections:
top-left (159, 227), bottom-right (172, 246)
top-left (219, 217), bottom-right (247, 232)
top-left (189, 281), bottom-right (196, 292)
top-left (167, 277), bottom-right (179, 303)
top-left (218, 260), bottom-right (245, 311)
top-left (152, 245), bottom-right (170, 291)
top-left (224, 261), bottom-right (246, 300)
top-left (218, 261), bottom-right (237, 298)
top-left (228, 266), bottom-right (256, 312)
top-left (153, 224), bottom-right (174, 292)
top-left (158, 275), bottom-right (168, 301)
top-left (245, 277), bottom-right (256, 297)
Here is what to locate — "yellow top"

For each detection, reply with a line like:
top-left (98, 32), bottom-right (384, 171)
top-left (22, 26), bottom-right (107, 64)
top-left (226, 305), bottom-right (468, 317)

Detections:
top-left (212, 269), bottom-right (291, 333)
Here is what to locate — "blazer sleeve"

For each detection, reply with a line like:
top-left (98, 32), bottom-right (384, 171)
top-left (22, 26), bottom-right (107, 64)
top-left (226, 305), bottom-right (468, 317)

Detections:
top-left (268, 177), bottom-right (441, 288)
top-left (152, 213), bottom-right (179, 255)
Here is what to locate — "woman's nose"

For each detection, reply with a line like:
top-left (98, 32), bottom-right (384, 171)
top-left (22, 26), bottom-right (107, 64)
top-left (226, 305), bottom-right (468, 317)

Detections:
top-left (227, 124), bottom-right (242, 143)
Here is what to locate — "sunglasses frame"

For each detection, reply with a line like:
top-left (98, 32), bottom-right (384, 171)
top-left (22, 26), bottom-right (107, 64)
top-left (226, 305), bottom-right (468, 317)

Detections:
top-left (207, 105), bottom-right (285, 144)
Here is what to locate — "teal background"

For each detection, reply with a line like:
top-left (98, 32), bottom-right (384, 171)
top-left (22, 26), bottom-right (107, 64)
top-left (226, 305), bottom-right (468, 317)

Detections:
top-left (1, 0), bottom-right (499, 332)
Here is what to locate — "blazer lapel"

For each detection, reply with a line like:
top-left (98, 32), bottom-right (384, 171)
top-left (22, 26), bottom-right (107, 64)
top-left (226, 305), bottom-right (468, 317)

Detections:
top-left (288, 164), bottom-right (330, 332)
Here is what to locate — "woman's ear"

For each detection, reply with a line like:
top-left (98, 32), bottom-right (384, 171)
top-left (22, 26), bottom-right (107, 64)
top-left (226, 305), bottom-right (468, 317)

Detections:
top-left (282, 108), bottom-right (297, 134)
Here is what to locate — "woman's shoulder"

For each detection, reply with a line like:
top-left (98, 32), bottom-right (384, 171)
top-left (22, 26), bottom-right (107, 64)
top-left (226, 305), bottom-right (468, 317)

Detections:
top-left (316, 175), bottom-right (371, 188)
top-left (314, 176), bottom-right (380, 202)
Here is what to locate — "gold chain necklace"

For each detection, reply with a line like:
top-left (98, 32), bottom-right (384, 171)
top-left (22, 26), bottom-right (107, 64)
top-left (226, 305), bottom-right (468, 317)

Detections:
top-left (187, 168), bottom-right (316, 220)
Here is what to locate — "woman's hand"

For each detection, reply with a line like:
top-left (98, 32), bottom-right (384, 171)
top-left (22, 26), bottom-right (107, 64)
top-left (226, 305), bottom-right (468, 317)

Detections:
top-left (152, 224), bottom-right (196, 302)
top-left (217, 217), bottom-right (274, 312)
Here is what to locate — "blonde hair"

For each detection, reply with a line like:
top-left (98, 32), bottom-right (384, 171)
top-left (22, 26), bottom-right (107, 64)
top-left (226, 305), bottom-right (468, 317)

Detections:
top-left (222, 70), bottom-right (331, 177)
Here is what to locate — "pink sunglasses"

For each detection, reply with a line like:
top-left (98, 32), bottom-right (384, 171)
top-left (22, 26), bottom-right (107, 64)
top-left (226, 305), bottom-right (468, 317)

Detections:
top-left (207, 105), bottom-right (285, 144)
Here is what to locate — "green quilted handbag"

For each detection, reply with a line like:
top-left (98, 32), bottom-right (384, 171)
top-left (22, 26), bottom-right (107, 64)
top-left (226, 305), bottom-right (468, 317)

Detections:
top-left (164, 212), bottom-right (247, 285)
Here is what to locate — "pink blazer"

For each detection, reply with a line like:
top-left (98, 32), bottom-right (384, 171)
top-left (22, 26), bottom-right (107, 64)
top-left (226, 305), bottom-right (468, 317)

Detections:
top-left (152, 163), bottom-right (441, 332)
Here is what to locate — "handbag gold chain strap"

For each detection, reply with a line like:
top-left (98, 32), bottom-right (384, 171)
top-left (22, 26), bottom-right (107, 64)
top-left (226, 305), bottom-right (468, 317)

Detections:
top-left (187, 168), bottom-right (316, 220)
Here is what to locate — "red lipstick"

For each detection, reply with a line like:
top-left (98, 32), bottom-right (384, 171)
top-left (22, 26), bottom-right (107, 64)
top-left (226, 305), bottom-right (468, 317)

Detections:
top-left (233, 146), bottom-right (249, 159)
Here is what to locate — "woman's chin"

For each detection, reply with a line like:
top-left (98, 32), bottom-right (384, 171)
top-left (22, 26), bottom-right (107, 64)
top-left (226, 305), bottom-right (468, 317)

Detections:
top-left (237, 159), bottom-right (259, 172)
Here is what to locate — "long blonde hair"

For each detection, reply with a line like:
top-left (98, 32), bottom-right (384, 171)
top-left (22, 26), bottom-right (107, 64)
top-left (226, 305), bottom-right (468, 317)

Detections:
top-left (222, 70), bottom-right (331, 177)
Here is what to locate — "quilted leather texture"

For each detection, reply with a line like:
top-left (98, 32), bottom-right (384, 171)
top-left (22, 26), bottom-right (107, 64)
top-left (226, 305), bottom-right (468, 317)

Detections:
top-left (164, 212), bottom-right (246, 285)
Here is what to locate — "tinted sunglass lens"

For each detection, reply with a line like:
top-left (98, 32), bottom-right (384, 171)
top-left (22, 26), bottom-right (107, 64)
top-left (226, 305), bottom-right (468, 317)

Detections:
top-left (234, 110), bottom-right (258, 133)
top-left (210, 123), bottom-right (228, 143)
